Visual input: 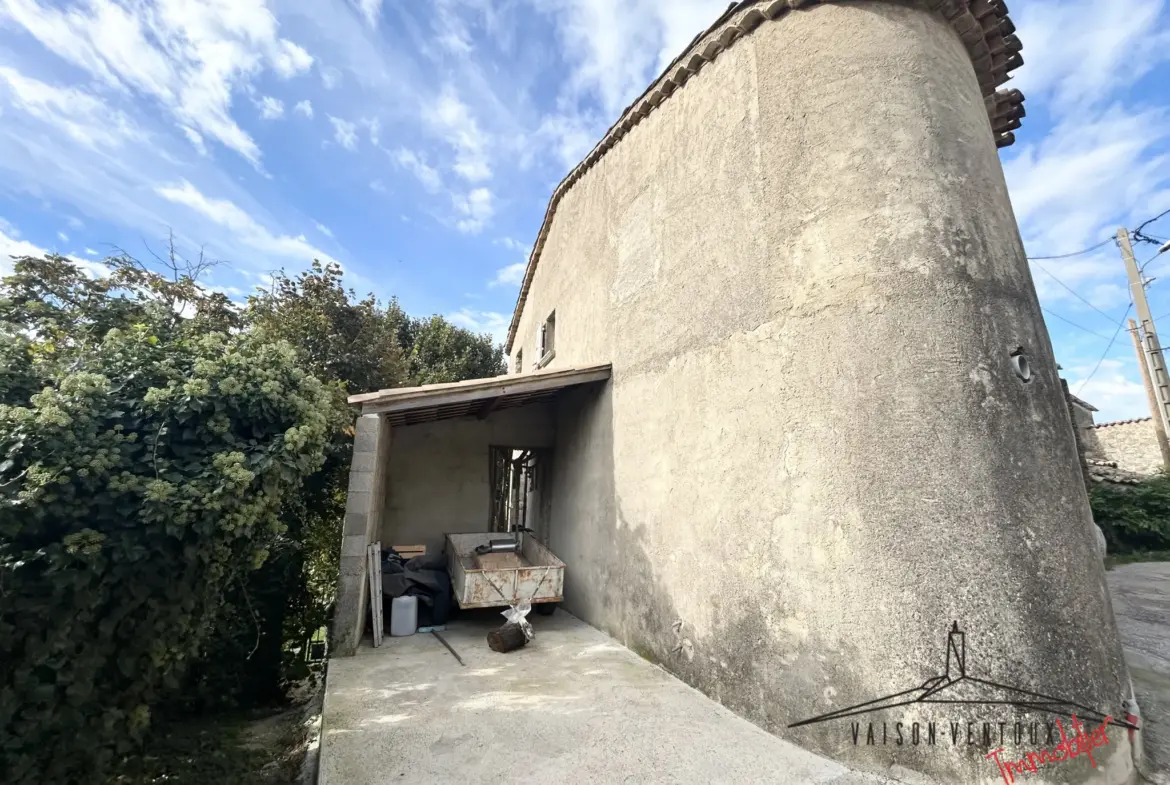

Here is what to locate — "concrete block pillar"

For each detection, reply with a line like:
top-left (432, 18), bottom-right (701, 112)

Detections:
top-left (331, 413), bottom-right (390, 657)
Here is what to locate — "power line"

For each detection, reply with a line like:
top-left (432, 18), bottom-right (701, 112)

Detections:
top-left (1132, 208), bottom-right (1170, 236)
top-left (1040, 307), bottom-right (1115, 340)
top-left (1032, 261), bottom-right (1124, 323)
top-left (1076, 303), bottom-right (1133, 395)
top-left (1026, 238), bottom-right (1115, 260)
top-left (1139, 248), bottom-right (1168, 275)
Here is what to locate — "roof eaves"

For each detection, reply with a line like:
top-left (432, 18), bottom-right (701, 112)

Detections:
top-left (1093, 417), bottom-right (1154, 429)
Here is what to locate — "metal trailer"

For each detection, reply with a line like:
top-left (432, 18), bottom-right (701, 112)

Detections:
top-left (446, 532), bottom-right (565, 610)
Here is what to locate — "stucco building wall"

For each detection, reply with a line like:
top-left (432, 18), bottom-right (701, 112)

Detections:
top-left (378, 404), bottom-right (555, 554)
top-left (511, 2), bottom-right (1134, 782)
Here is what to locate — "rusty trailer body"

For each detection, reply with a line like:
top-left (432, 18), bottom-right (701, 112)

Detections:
top-left (446, 532), bottom-right (565, 609)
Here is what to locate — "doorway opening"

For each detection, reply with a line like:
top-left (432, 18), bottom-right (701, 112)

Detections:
top-left (489, 446), bottom-right (549, 537)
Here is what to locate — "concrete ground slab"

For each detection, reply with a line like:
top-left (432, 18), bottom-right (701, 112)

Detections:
top-left (320, 611), bottom-right (900, 785)
top-left (1107, 561), bottom-right (1170, 784)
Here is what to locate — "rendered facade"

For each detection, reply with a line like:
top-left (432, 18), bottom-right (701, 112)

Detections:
top-left (338, 2), bottom-right (1141, 782)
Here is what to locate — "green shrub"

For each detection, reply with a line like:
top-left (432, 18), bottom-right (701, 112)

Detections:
top-left (1090, 476), bottom-right (1170, 554)
top-left (0, 324), bottom-right (331, 782)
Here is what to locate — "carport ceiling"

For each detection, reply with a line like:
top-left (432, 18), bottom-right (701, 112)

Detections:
top-left (347, 363), bottom-right (612, 426)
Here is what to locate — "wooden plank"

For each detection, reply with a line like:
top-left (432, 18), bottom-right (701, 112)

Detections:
top-left (367, 542), bottom-right (383, 648)
top-left (348, 363), bottom-right (609, 405)
top-left (354, 364), bottom-right (612, 414)
top-left (391, 544), bottom-right (426, 559)
top-left (476, 395), bottom-right (504, 419)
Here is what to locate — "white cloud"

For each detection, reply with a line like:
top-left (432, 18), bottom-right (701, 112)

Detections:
top-left (314, 220), bottom-right (334, 238)
top-left (294, 99), bottom-right (313, 118)
top-left (369, 180), bottom-right (387, 193)
top-left (0, 66), bottom-right (141, 149)
top-left (362, 117), bottom-right (381, 145)
top-left (428, 85), bottom-right (491, 182)
top-left (452, 187), bottom-right (493, 233)
top-left (0, 0), bottom-right (313, 167)
top-left (1011, 0), bottom-right (1170, 116)
top-left (66, 216), bottom-right (82, 229)
top-left (0, 222), bottom-right (46, 275)
top-left (447, 307), bottom-right (508, 345)
top-left (155, 179), bottom-right (339, 266)
top-left (490, 262), bottom-right (525, 287)
top-left (1066, 358), bottom-right (1153, 422)
top-left (84, 247), bottom-right (99, 256)
top-left (0, 219), bottom-right (108, 278)
top-left (393, 148), bottom-right (442, 193)
top-left (536, 109), bottom-right (599, 171)
top-left (534, 0), bottom-right (725, 119)
top-left (329, 115), bottom-right (358, 150)
top-left (353, 0), bottom-right (383, 28)
top-left (1005, 108), bottom-right (1170, 255)
top-left (320, 65), bottom-right (342, 90)
top-left (495, 236), bottom-right (529, 256)
top-left (256, 95), bottom-right (284, 120)
top-left (57, 231), bottom-right (68, 242)
top-left (180, 125), bottom-right (207, 155)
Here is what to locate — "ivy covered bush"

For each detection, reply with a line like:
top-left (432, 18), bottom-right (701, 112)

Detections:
top-left (0, 256), bottom-right (333, 781)
top-left (1090, 475), bottom-right (1170, 554)
top-left (0, 251), bottom-right (504, 781)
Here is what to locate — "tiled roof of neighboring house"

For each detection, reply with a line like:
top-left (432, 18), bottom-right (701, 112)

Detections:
top-left (1068, 393), bottom-right (1098, 412)
top-left (505, 0), bottom-right (1025, 352)
top-left (1092, 418), bottom-right (1154, 429)
top-left (1087, 459), bottom-right (1144, 486)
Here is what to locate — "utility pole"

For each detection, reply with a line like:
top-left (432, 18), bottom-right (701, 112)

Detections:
top-left (1120, 227), bottom-right (1170, 469)
top-left (1128, 318), bottom-right (1170, 470)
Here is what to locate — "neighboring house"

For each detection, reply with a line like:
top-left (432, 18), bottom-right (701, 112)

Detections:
top-left (1083, 414), bottom-right (1163, 483)
top-left (1089, 418), bottom-right (1164, 477)
top-left (333, 3), bottom-right (1137, 784)
top-left (1060, 383), bottom-right (1163, 483)
top-left (1068, 391), bottom-right (1099, 432)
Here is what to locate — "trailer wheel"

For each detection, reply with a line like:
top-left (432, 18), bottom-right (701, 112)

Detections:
top-left (534, 602), bottom-right (557, 616)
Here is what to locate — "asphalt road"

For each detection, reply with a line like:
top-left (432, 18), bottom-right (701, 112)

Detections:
top-left (1107, 561), bottom-right (1170, 784)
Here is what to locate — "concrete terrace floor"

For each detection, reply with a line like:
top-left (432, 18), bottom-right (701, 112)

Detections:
top-left (319, 610), bottom-right (898, 785)
top-left (1106, 561), bottom-right (1170, 784)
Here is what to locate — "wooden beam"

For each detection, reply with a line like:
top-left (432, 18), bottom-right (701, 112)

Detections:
top-left (356, 364), bottom-right (611, 415)
top-left (477, 395), bottom-right (504, 420)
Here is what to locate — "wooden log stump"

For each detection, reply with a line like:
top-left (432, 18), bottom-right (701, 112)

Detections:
top-left (487, 622), bottom-right (528, 653)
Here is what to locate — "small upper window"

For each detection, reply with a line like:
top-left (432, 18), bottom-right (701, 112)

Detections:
top-left (540, 311), bottom-right (556, 359)
top-left (514, 350), bottom-right (523, 374)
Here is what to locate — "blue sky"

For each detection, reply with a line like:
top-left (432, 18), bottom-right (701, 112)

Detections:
top-left (0, 0), bottom-right (1168, 422)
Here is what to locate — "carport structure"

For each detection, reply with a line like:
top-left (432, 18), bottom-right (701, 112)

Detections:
top-left (331, 364), bottom-right (612, 657)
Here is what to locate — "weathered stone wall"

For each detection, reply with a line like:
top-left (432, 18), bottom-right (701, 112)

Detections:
top-left (512, 2), bottom-right (1135, 782)
top-left (379, 404), bottom-right (555, 555)
top-left (1087, 418), bottom-right (1164, 477)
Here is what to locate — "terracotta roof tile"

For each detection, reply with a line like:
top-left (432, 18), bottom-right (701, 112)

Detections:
top-left (1092, 418), bottom-right (1153, 429)
top-left (1087, 459), bottom-right (1145, 485)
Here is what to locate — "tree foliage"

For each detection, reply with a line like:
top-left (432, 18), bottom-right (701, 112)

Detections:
top-left (1090, 476), bottom-right (1170, 554)
top-left (0, 255), bottom-right (332, 781)
top-left (0, 249), bottom-right (507, 781)
top-left (232, 261), bottom-right (504, 697)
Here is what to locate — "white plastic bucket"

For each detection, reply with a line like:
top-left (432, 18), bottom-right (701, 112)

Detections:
top-left (390, 595), bottom-right (418, 637)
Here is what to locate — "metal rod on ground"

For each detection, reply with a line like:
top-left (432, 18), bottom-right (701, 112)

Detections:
top-left (1129, 318), bottom-right (1170, 471)
top-left (1120, 228), bottom-right (1170, 468)
top-left (432, 631), bottom-right (465, 666)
